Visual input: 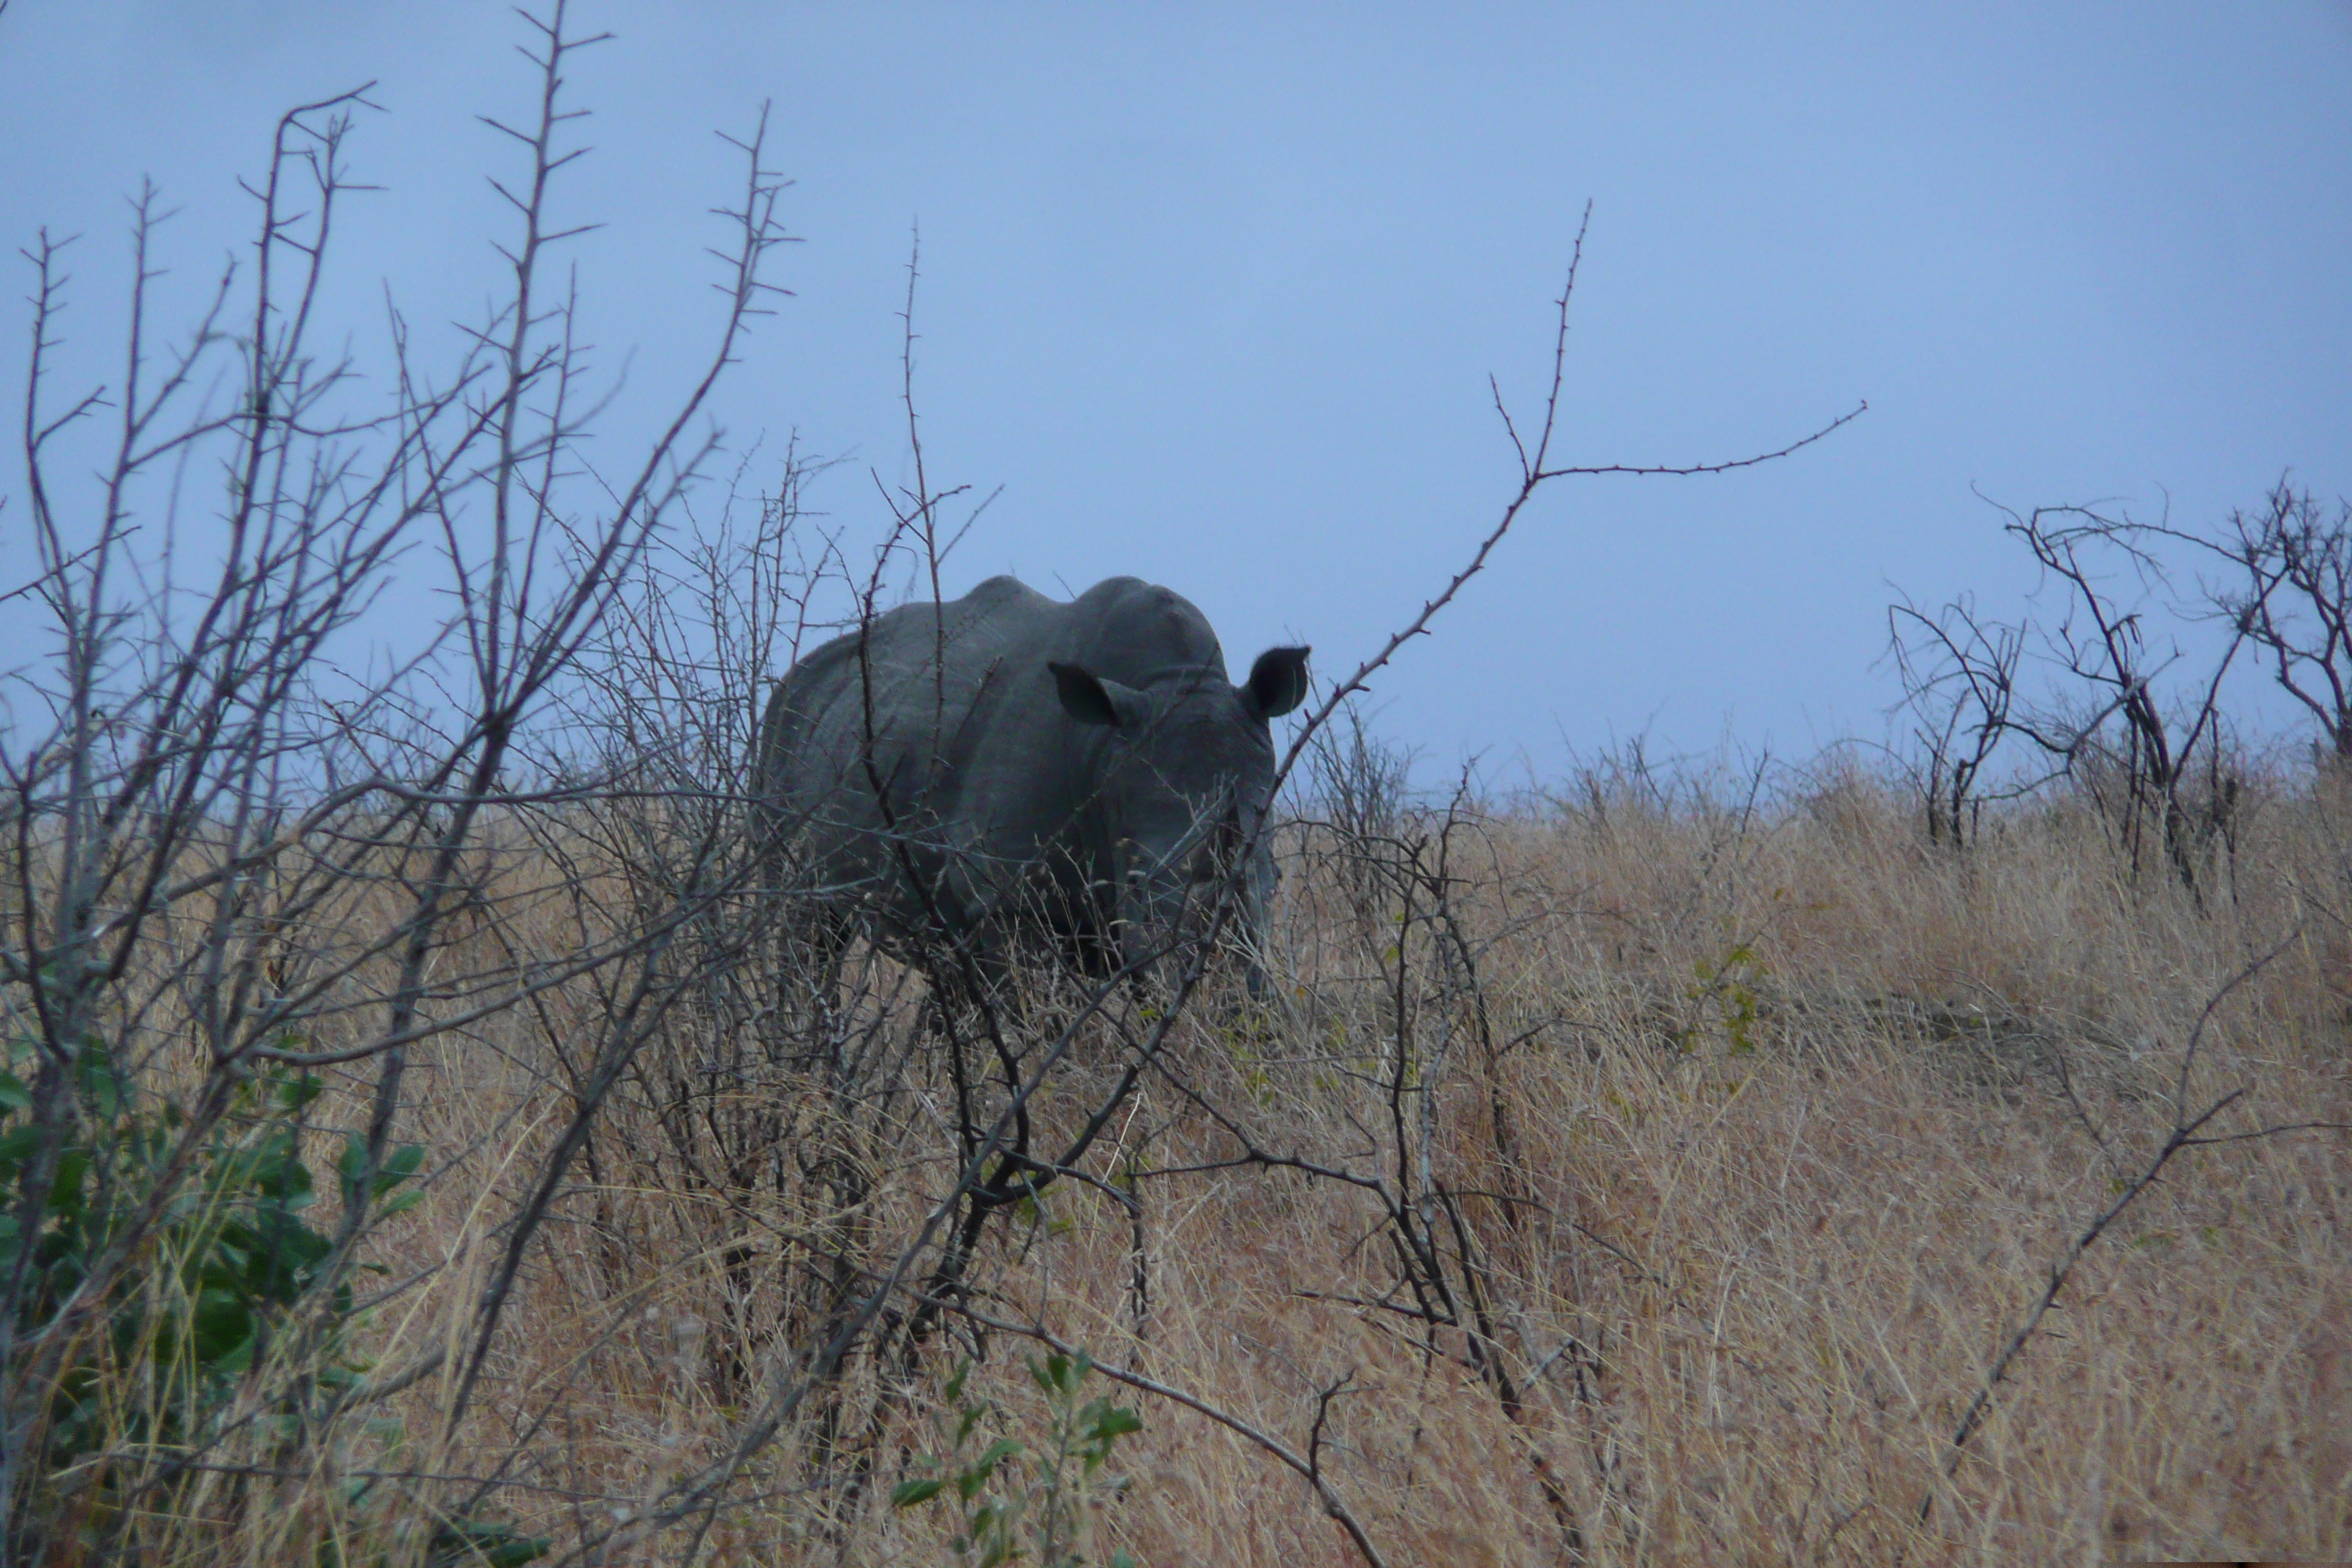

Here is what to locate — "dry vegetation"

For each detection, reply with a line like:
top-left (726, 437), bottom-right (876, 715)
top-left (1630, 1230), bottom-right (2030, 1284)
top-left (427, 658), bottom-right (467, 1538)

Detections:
top-left (62, 756), bottom-right (2351, 1566)
top-left (7, 7), bottom-right (2349, 1564)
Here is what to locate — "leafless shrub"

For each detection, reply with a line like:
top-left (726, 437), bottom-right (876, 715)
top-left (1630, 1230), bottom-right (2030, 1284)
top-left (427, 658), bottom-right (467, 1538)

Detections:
top-left (1246, 780), bottom-right (1595, 1556)
top-left (1888, 500), bottom-right (2256, 898)
top-left (0, 1), bottom-right (788, 1554)
top-left (2195, 480), bottom-right (2352, 762)
top-left (2008, 504), bottom-right (2253, 895)
top-left (1885, 592), bottom-right (2030, 850)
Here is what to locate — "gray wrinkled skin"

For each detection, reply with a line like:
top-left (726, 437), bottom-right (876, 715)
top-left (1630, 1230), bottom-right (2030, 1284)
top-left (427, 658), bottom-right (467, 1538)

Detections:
top-left (755, 575), bottom-right (1309, 993)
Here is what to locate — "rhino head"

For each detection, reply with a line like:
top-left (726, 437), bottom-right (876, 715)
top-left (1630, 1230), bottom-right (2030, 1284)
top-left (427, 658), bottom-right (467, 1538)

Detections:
top-left (1048, 644), bottom-right (1311, 995)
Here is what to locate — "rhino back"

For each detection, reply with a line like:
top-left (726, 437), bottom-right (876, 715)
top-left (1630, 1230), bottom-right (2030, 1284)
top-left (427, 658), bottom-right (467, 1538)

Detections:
top-left (765, 579), bottom-right (1039, 807)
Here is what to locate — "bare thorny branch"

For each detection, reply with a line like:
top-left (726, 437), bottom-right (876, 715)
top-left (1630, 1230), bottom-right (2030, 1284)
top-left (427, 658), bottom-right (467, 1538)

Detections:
top-left (0, 1), bottom-right (793, 1556)
top-left (1915, 931), bottom-right (2348, 1529)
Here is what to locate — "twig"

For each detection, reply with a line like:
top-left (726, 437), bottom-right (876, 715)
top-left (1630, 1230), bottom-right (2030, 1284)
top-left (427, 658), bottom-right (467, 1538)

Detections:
top-left (1918, 935), bottom-right (2314, 1523)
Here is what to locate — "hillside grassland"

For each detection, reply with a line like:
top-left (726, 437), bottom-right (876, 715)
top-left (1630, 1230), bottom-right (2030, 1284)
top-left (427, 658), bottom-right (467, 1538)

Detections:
top-left (119, 762), bottom-right (2348, 1567)
top-left (13, 9), bottom-right (2350, 1558)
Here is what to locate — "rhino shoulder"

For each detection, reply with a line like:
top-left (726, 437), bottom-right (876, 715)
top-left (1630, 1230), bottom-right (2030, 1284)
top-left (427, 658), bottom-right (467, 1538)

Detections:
top-left (1071, 577), bottom-right (1225, 674)
top-left (958, 575), bottom-right (1058, 616)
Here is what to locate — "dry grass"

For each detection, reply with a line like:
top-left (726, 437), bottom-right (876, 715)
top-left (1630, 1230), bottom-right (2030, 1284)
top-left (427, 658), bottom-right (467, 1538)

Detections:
top-left (19, 8), bottom-right (2338, 1556)
top-left (82, 768), bottom-right (2352, 1566)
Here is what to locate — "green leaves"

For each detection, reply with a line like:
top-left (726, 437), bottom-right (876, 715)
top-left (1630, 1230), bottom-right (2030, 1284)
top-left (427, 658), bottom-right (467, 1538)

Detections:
top-left (74, 1036), bottom-right (126, 1122)
top-left (960, 1439), bottom-right (1024, 1501)
top-left (0, 1036), bottom-right (431, 1481)
top-left (1688, 940), bottom-right (1766, 1056)
top-left (894, 1350), bottom-right (1144, 1567)
top-left (339, 1137), bottom-right (426, 1206)
top-left (423, 1516), bottom-right (552, 1567)
top-left (892, 1477), bottom-right (949, 1508)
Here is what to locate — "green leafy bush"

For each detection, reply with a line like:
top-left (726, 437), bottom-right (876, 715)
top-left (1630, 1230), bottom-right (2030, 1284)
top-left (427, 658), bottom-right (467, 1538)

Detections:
top-left (893, 1351), bottom-right (1143, 1568)
top-left (0, 1034), bottom-right (448, 1545)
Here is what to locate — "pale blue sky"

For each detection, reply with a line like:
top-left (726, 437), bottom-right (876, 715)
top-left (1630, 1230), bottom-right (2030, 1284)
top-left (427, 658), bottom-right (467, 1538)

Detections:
top-left (5, 3), bottom-right (2349, 772)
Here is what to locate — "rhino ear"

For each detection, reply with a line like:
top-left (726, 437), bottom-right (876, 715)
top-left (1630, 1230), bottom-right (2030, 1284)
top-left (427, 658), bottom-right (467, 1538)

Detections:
top-left (1050, 661), bottom-right (1148, 728)
top-left (1242, 646), bottom-right (1311, 720)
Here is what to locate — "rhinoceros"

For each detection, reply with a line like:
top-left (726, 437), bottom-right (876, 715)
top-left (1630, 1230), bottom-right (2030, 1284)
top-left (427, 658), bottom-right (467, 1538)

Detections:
top-left (753, 575), bottom-right (1309, 994)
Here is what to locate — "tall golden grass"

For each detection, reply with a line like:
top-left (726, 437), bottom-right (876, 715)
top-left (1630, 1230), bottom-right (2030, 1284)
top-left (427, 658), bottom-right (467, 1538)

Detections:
top-left (89, 757), bottom-right (2346, 1566)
